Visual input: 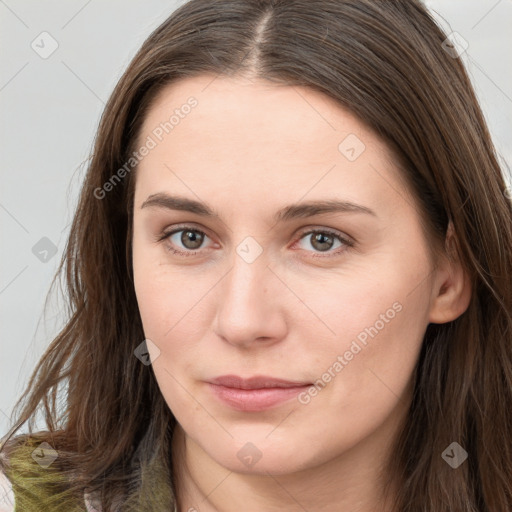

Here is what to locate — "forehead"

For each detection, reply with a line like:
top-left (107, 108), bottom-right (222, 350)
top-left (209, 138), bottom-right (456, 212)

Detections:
top-left (134, 74), bottom-right (411, 217)
top-left (141, 74), bottom-right (375, 148)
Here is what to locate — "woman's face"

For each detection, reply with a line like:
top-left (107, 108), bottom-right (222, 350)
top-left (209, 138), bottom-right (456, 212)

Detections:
top-left (132, 74), bottom-right (443, 475)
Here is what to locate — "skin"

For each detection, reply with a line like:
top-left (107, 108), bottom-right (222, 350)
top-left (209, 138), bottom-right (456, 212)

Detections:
top-left (131, 74), bottom-right (471, 512)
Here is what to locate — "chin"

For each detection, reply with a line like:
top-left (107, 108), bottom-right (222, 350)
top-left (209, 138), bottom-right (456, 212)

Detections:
top-left (198, 433), bottom-right (331, 476)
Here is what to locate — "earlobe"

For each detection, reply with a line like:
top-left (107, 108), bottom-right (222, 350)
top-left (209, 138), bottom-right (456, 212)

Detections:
top-left (428, 221), bottom-right (472, 324)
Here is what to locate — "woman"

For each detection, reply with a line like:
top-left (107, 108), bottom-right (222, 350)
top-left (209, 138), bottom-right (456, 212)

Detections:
top-left (1, 0), bottom-right (511, 510)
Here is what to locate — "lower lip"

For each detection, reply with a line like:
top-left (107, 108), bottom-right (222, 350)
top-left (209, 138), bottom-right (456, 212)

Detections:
top-left (207, 383), bottom-right (311, 412)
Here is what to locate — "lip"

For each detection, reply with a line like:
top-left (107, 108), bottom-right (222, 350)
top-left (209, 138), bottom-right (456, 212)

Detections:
top-left (206, 374), bottom-right (312, 412)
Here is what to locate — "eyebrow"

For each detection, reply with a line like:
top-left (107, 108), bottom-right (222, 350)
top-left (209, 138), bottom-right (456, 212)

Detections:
top-left (140, 192), bottom-right (377, 222)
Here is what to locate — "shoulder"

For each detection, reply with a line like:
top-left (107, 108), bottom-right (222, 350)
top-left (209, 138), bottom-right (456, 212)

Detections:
top-left (0, 469), bottom-right (15, 512)
top-left (0, 445), bottom-right (15, 512)
top-left (0, 436), bottom-right (101, 512)
top-left (0, 467), bottom-right (101, 512)
top-left (84, 491), bottom-right (102, 512)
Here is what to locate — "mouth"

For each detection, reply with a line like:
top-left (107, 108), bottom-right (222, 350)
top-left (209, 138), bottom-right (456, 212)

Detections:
top-left (206, 374), bottom-right (312, 412)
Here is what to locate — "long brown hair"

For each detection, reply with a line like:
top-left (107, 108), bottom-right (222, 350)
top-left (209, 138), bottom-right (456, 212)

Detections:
top-left (2, 1), bottom-right (511, 510)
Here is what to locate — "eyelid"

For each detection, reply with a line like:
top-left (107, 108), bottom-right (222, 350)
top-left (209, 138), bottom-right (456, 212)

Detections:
top-left (293, 225), bottom-right (355, 245)
top-left (290, 226), bottom-right (355, 257)
top-left (156, 223), bottom-right (211, 243)
top-left (156, 224), bottom-right (216, 255)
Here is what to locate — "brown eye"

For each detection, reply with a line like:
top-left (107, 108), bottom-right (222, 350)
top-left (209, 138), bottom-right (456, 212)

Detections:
top-left (179, 229), bottom-right (204, 250)
top-left (310, 232), bottom-right (335, 252)
top-left (295, 229), bottom-right (354, 256)
top-left (158, 226), bottom-right (212, 256)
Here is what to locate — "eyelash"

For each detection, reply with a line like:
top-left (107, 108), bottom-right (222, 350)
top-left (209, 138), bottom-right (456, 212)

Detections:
top-left (156, 224), bottom-right (355, 258)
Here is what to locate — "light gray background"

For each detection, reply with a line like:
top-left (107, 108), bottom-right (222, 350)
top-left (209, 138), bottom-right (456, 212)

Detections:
top-left (1, 0), bottom-right (511, 436)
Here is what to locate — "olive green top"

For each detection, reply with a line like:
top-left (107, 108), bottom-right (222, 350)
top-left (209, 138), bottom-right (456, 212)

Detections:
top-left (0, 442), bottom-right (179, 512)
top-left (1, 471), bottom-right (179, 511)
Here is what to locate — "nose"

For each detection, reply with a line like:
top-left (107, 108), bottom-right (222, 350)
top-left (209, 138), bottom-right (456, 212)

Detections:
top-left (212, 248), bottom-right (288, 350)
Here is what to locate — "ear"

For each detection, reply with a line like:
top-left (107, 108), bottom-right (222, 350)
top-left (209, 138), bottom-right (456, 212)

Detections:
top-left (428, 221), bottom-right (472, 324)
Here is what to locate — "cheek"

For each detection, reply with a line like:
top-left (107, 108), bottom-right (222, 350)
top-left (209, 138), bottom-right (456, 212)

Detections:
top-left (133, 236), bottom-right (188, 336)
top-left (132, 239), bottom-right (217, 373)
top-left (290, 256), bottom-right (430, 407)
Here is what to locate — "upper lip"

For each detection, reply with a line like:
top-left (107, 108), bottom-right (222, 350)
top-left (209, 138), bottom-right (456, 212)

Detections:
top-left (207, 375), bottom-right (311, 390)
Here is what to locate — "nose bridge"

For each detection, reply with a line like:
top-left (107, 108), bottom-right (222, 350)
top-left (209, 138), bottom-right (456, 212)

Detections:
top-left (213, 237), bottom-right (286, 346)
top-left (223, 242), bottom-right (272, 315)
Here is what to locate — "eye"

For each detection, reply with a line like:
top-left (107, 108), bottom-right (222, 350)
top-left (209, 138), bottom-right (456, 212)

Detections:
top-left (157, 226), bottom-right (213, 256)
top-left (293, 228), bottom-right (354, 257)
top-left (156, 225), bottom-right (355, 258)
